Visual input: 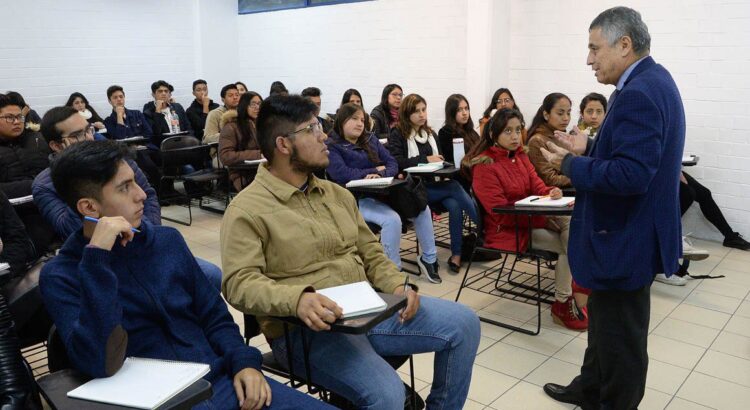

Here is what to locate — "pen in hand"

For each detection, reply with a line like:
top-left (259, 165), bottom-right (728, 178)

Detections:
top-left (529, 195), bottom-right (550, 202)
top-left (84, 216), bottom-right (141, 233)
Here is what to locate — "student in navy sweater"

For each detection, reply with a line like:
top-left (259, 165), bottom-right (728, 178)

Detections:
top-left (326, 103), bottom-right (439, 279)
top-left (39, 140), bottom-right (332, 410)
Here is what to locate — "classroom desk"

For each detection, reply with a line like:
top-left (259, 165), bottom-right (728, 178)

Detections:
top-left (114, 136), bottom-right (150, 146)
top-left (346, 178), bottom-right (406, 196)
top-left (37, 369), bottom-right (212, 410)
top-left (682, 155), bottom-right (699, 167)
top-left (405, 165), bottom-right (461, 179)
top-left (275, 293), bottom-right (408, 395)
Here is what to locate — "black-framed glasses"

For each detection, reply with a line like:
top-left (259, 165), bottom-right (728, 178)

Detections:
top-left (287, 121), bottom-right (323, 137)
top-left (63, 124), bottom-right (96, 142)
top-left (0, 114), bottom-right (25, 124)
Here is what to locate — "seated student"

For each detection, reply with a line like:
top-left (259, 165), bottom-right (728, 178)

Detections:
top-left (34, 107), bottom-right (223, 290)
top-left (326, 102), bottom-right (439, 277)
top-left (142, 80), bottom-right (194, 148)
top-left (236, 82), bottom-right (248, 95)
top-left (526, 93), bottom-right (574, 188)
top-left (465, 108), bottom-right (587, 330)
top-left (575, 92), bottom-right (607, 138)
top-left (370, 84), bottom-right (402, 139)
top-left (220, 95), bottom-right (480, 410)
top-left (5, 91), bottom-right (41, 133)
top-left (300, 87), bottom-right (333, 134)
top-left (219, 92), bottom-right (263, 191)
top-left (101, 85), bottom-right (162, 193)
top-left (0, 93), bottom-right (55, 255)
top-left (268, 81), bottom-right (288, 97)
top-left (438, 94), bottom-right (480, 165)
top-left (65, 92), bottom-right (106, 132)
top-left (39, 140), bottom-right (331, 410)
top-left (186, 79), bottom-right (220, 140)
top-left (204, 84), bottom-right (241, 145)
top-left (478, 88), bottom-right (526, 142)
top-left (387, 94), bottom-right (478, 276)
top-left (339, 88), bottom-right (373, 131)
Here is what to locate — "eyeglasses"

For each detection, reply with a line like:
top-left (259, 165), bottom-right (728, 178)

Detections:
top-left (0, 114), bottom-right (25, 124)
top-left (249, 101), bottom-right (261, 108)
top-left (496, 98), bottom-right (514, 105)
top-left (389, 92), bottom-right (403, 99)
top-left (287, 121), bottom-right (323, 137)
top-left (63, 124), bottom-right (96, 142)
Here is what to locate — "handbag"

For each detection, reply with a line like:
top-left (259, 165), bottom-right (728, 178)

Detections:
top-left (385, 174), bottom-right (428, 219)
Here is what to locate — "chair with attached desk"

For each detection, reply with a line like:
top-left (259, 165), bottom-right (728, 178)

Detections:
top-left (454, 191), bottom-right (564, 335)
top-left (158, 136), bottom-right (226, 225)
top-left (242, 291), bottom-right (424, 410)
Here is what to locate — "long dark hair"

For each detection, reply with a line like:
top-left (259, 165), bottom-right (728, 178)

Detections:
top-left (236, 91), bottom-right (262, 150)
top-left (397, 94), bottom-right (431, 140)
top-left (333, 103), bottom-right (380, 166)
top-left (444, 94), bottom-right (479, 148)
top-left (463, 108), bottom-right (525, 168)
top-left (527, 93), bottom-right (571, 138)
top-left (65, 92), bottom-right (104, 123)
top-left (482, 88), bottom-right (516, 118)
top-left (341, 89), bottom-right (363, 107)
top-left (379, 83), bottom-right (402, 112)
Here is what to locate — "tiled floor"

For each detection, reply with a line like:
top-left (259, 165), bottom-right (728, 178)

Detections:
top-left (164, 204), bottom-right (750, 410)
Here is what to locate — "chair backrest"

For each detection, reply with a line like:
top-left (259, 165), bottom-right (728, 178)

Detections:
top-left (160, 143), bottom-right (212, 170)
top-left (243, 314), bottom-right (262, 341)
top-left (46, 325), bottom-right (71, 373)
top-left (160, 135), bottom-right (200, 151)
top-left (469, 189), bottom-right (486, 243)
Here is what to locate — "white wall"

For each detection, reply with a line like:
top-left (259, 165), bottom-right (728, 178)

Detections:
top-left (237, 0), bottom-right (473, 125)
top-left (507, 0), bottom-right (750, 240)
top-left (0, 0), bottom-right (238, 119)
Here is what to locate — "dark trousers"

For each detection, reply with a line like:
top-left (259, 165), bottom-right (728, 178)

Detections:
top-left (575, 284), bottom-right (651, 410)
top-left (680, 172), bottom-right (733, 237)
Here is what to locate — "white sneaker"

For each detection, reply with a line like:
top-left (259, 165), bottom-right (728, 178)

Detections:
top-left (655, 273), bottom-right (687, 286)
top-left (682, 236), bottom-right (709, 261)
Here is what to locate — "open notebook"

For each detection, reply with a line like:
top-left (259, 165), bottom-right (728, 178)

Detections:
top-left (318, 281), bottom-right (387, 318)
top-left (244, 158), bottom-right (268, 165)
top-left (345, 177), bottom-right (394, 188)
top-left (404, 162), bottom-right (444, 173)
top-left (67, 357), bottom-right (209, 409)
top-left (515, 195), bottom-right (575, 207)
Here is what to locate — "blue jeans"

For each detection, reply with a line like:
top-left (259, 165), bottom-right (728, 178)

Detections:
top-left (426, 180), bottom-right (478, 256)
top-left (196, 374), bottom-right (335, 409)
top-left (270, 296), bottom-right (480, 410)
top-left (358, 197), bottom-right (437, 269)
top-left (196, 257), bottom-right (222, 290)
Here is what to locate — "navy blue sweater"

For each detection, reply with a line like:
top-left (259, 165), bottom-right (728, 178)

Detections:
top-left (39, 221), bottom-right (261, 383)
top-left (325, 131), bottom-right (399, 185)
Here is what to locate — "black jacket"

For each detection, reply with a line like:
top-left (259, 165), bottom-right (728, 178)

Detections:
top-left (0, 130), bottom-right (50, 198)
top-left (386, 128), bottom-right (441, 171)
top-left (186, 99), bottom-right (219, 140)
top-left (142, 101), bottom-right (194, 148)
top-left (370, 105), bottom-right (391, 139)
top-left (0, 190), bottom-right (35, 277)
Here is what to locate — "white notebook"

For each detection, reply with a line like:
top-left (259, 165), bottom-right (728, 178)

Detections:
top-left (682, 155), bottom-right (697, 163)
top-left (515, 195), bottom-right (575, 207)
top-left (9, 194), bottom-right (33, 205)
top-left (345, 177), bottom-right (394, 188)
top-left (67, 357), bottom-right (209, 409)
top-left (317, 281), bottom-right (387, 318)
top-left (404, 162), bottom-right (444, 173)
top-left (244, 158), bottom-right (268, 165)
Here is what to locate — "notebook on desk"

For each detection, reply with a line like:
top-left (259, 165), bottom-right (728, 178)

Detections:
top-left (244, 158), bottom-right (268, 165)
top-left (9, 194), bottom-right (33, 205)
top-left (404, 162), bottom-right (445, 173)
top-left (345, 177), bottom-right (394, 188)
top-left (66, 357), bottom-right (209, 409)
top-left (515, 195), bottom-right (575, 207)
top-left (317, 281), bottom-right (388, 318)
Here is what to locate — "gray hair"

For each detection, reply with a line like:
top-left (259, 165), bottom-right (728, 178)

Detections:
top-left (590, 7), bottom-right (651, 55)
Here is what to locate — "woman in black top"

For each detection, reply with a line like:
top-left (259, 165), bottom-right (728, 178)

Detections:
top-left (387, 94), bottom-right (478, 277)
top-left (370, 84), bottom-right (402, 139)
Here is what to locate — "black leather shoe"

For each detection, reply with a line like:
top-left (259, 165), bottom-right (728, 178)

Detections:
top-left (447, 257), bottom-right (461, 273)
top-left (543, 382), bottom-right (584, 406)
top-left (724, 232), bottom-right (750, 251)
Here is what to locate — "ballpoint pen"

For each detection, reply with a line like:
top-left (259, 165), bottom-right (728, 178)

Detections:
top-left (84, 216), bottom-right (141, 233)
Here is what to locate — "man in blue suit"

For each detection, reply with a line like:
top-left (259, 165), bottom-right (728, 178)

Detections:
top-left (539, 7), bottom-right (685, 409)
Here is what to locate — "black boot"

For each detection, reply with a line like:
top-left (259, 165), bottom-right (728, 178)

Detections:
top-left (724, 232), bottom-right (750, 251)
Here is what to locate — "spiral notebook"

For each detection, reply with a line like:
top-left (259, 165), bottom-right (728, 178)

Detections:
top-left (67, 357), bottom-right (209, 409)
top-left (317, 281), bottom-right (387, 318)
top-left (515, 195), bottom-right (575, 207)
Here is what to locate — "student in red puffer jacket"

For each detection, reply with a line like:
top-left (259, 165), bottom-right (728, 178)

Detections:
top-left (464, 108), bottom-right (587, 331)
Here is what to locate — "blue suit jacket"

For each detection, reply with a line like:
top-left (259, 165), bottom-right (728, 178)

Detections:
top-left (564, 57), bottom-right (685, 290)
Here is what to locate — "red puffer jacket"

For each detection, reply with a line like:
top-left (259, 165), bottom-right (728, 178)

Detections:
top-left (470, 146), bottom-right (552, 252)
